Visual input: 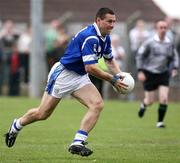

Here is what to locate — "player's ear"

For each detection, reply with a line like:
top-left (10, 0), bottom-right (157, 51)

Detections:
top-left (96, 17), bottom-right (101, 23)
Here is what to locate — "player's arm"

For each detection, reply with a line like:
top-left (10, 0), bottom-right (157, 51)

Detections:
top-left (171, 46), bottom-right (179, 77)
top-left (136, 42), bottom-right (150, 71)
top-left (104, 58), bottom-right (121, 74)
top-left (136, 41), bottom-right (150, 82)
top-left (85, 64), bottom-right (112, 82)
top-left (82, 37), bottom-right (127, 89)
top-left (85, 63), bottom-right (127, 90)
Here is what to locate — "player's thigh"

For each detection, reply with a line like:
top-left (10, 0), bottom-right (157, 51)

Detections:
top-left (38, 92), bottom-right (61, 116)
top-left (144, 90), bottom-right (155, 104)
top-left (72, 83), bottom-right (104, 110)
top-left (158, 86), bottom-right (169, 104)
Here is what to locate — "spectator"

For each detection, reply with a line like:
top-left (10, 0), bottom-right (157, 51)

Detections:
top-left (8, 43), bottom-right (21, 96)
top-left (45, 19), bottom-right (60, 71)
top-left (52, 24), bottom-right (69, 62)
top-left (111, 34), bottom-right (125, 71)
top-left (129, 19), bottom-right (150, 78)
top-left (17, 25), bottom-right (32, 84)
top-left (0, 20), bottom-right (19, 95)
top-left (164, 16), bottom-right (175, 42)
top-left (129, 19), bottom-right (150, 55)
top-left (0, 44), bottom-right (3, 94)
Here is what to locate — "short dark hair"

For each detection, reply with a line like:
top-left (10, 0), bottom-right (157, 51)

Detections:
top-left (96, 8), bottom-right (115, 20)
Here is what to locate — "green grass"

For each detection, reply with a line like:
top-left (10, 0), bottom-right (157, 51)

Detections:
top-left (0, 97), bottom-right (180, 163)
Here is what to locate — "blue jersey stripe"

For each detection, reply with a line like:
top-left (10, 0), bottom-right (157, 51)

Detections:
top-left (84, 60), bottom-right (97, 65)
top-left (45, 64), bottom-right (65, 94)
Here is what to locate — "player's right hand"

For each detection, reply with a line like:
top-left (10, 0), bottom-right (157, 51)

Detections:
top-left (114, 78), bottom-right (128, 91)
top-left (138, 71), bottom-right (146, 82)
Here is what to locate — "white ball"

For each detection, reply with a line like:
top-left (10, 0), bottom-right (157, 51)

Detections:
top-left (113, 72), bottom-right (135, 94)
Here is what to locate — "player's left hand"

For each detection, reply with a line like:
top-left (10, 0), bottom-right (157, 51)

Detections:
top-left (171, 69), bottom-right (178, 77)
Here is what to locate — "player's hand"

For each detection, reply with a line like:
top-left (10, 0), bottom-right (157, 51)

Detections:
top-left (114, 79), bottom-right (128, 91)
top-left (171, 69), bottom-right (178, 77)
top-left (110, 73), bottom-right (128, 91)
top-left (138, 71), bottom-right (146, 82)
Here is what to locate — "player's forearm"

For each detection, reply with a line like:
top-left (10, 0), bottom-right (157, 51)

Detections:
top-left (85, 64), bottom-right (113, 82)
top-left (136, 54), bottom-right (143, 70)
top-left (105, 59), bottom-right (121, 74)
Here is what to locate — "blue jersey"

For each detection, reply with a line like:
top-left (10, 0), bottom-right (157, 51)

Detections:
top-left (60, 23), bottom-right (113, 75)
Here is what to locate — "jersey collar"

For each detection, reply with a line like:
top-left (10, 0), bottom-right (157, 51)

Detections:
top-left (154, 34), bottom-right (171, 43)
top-left (93, 22), bottom-right (106, 42)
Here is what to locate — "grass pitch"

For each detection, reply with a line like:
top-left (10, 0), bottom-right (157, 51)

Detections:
top-left (0, 97), bottom-right (180, 163)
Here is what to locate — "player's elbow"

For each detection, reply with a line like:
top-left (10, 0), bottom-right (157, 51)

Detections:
top-left (85, 64), bottom-right (96, 74)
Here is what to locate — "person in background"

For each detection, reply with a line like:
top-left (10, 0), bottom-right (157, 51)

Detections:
top-left (111, 34), bottom-right (125, 71)
top-left (129, 19), bottom-right (150, 56)
top-left (164, 16), bottom-right (175, 42)
top-left (45, 19), bottom-right (60, 71)
top-left (136, 20), bottom-right (179, 128)
top-left (8, 43), bottom-right (21, 96)
top-left (51, 24), bottom-right (69, 62)
top-left (5, 8), bottom-right (127, 157)
top-left (0, 20), bottom-right (19, 95)
top-left (0, 40), bottom-right (3, 94)
top-left (17, 25), bottom-right (32, 84)
top-left (129, 19), bottom-right (150, 78)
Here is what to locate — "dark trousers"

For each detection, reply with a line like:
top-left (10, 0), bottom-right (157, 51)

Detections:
top-left (8, 72), bottom-right (20, 96)
top-left (89, 75), bottom-right (103, 97)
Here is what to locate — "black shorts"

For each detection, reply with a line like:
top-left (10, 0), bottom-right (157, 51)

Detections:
top-left (143, 70), bottom-right (170, 91)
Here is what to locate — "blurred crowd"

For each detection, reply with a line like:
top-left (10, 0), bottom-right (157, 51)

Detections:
top-left (0, 19), bottom-right (69, 96)
top-left (0, 16), bottom-right (179, 97)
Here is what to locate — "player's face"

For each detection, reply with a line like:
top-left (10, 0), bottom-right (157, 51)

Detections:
top-left (97, 14), bottom-right (116, 37)
top-left (157, 21), bottom-right (168, 39)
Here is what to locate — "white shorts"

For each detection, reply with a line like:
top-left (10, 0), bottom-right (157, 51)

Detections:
top-left (45, 62), bottom-right (92, 98)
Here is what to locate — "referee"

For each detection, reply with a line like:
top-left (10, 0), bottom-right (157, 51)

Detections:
top-left (136, 20), bottom-right (179, 128)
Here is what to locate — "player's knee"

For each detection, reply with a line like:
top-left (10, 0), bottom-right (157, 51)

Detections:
top-left (97, 100), bottom-right (104, 112)
top-left (90, 99), bottom-right (104, 113)
top-left (144, 99), bottom-right (153, 106)
top-left (160, 96), bottom-right (168, 104)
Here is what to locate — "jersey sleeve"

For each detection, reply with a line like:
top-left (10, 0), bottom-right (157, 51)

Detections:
top-left (136, 39), bottom-right (151, 70)
top-left (81, 36), bottom-right (99, 65)
top-left (172, 45), bottom-right (179, 69)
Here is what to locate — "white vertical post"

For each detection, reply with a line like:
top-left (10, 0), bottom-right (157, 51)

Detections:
top-left (30, 0), bottom-right (47, 97)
